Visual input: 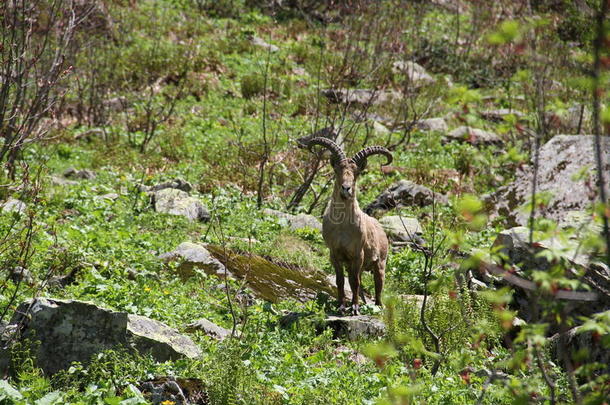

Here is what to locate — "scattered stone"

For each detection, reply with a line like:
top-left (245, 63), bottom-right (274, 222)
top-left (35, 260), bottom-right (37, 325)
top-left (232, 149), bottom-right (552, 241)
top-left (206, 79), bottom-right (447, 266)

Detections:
top-left (486, 135), bottom-right (610, 227)
top-left (278, 311), bottom-right (314, 329)
top-left (445, 126), bottom-right (502, 146)
top-left (206, 245), bottom-right (340, 303)
top-left (415, 118), bottom-right (448, 132)
top-left (365, 180), bottom-right (448, 215)
top-left (0, 298), bottom-right (201, 374)
top-left (139, 178), bottom-right (193, 193)
top-left (159, 242), bottom-right (226, 279)
top-left (480, 109), bottom-right (524, 122)
top-left (1, 198), bottom-right (26, 215)
top-left (548, 324), bottom-right (610, 375)
top-left (372, 121), bottom-right (390, 136)
top-left (6, 266), bottom-right (34, 284)
top-left (140, 377), bottom-right (208, 405)
top-left (95, 193), bottom-right (120, 201)
top-left (185, 318), bottom-right (231, 340)
top-left (333, 345), bottom-right (367, 365)
top-left (322, 315), bottom-right (386, 340)
top-left (152, 188), bottom-right (210, 222)
top-left (63, 167), bottom-right (97, 180)
top-left (51, 175), bottom-right (78, 186)
top-left (379, 216), bottom-right (423, 244)
top-left (263, 208), bottom-right (322, 231)
top-left (251, 36), bottom-right (279, 52)
top-left (322, 88), bottom-right (401, 107)
top-left (392, 61), bottom-right (435, 86)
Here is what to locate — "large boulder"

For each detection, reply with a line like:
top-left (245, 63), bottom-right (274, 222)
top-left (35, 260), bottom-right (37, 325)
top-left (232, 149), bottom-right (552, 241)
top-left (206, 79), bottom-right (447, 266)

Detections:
top-left (263, 209), bottom-right (322, 231)
top-left (486, 135), bottom-right (610, 227)
top-left (392, 61), bottom-right (435, 86)
top-left (365, 180), bottom-right (448, 215)
top-left (152, 189), bottom-right (210, 222)
top-left (445, 126), bottom-right (502, 146)
top-left (205, 245), bottom-right (340, 303)
top-left (415, 117), bottom-right (448, 132)
top-left (548, 323), bottom-right (610, 375)
top-left (379, 216), bottom-right (424, 244)
top-left (0, 298), bottom-right (201, 374)
top-left (1, 198), bottom-right (26, 215)
top-left (159, 242), bottom-right (226, 279)
top-left (322, 315), bottom-right (386, 340)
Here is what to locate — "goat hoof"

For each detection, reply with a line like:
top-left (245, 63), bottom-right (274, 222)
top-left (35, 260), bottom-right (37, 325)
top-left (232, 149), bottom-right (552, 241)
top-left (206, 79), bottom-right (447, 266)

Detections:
top-left (351, 305), bottom-right (360, 315)
top-left (338, 304), bottom-right (348, 313)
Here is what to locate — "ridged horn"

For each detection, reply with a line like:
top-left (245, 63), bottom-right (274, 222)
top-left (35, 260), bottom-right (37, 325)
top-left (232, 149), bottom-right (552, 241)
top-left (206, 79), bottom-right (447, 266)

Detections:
top-left (305, 137), bottom-right (347, 164)
top-left (351, 146), bottom-right (393, 171)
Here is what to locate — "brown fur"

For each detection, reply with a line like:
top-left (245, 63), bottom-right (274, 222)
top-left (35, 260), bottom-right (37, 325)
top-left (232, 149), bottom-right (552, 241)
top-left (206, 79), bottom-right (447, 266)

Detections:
top-left (322, 159), bottom-right (389, 314)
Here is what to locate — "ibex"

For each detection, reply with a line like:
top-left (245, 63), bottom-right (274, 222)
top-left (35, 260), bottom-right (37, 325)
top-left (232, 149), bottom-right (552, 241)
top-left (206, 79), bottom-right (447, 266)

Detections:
top-left (305, 137), bottom-right (392, 314)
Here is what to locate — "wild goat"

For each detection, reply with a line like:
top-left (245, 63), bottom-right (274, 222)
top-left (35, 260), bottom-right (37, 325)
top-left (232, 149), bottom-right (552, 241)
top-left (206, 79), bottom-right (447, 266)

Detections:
top-left (305, 137), bottom-right (392, 314)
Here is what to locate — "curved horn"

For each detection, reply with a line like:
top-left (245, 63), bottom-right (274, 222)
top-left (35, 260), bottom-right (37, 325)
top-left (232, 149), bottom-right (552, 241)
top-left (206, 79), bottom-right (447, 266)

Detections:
top-left (351, 146), bottom-right (393, 171)
top-left (306, 137), bottom-right (347, 164)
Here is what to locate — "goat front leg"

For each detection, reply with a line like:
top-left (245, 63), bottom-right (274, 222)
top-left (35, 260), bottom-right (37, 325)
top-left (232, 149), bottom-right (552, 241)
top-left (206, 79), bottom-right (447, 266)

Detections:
top-left (330, 253), bottom-right (346, 311)
top-left (348, 258), bottom-right (364, 315)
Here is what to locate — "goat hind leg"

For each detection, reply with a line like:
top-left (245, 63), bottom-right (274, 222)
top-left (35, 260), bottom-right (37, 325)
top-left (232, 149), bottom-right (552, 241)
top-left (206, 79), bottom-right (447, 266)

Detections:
top-left (373, 261), bottom-right (385, 307)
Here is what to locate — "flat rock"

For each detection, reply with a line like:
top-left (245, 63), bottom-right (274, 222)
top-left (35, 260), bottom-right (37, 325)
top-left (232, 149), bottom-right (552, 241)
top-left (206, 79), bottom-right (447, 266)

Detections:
top-left (415, 117), bottom-right (448, 132)
top-left (185, 318), bottom-right (231, 340)
top-left (152, 188), bottom-right (210, 222)
top-left (159, 242), bottom-right (225, 279)
top-left (251, 36), bottom-right (279, 52)
top-left (1, 198), bottom-right (26, 214)
top-left (379, 216), bottom-right (423, 244)
top-left (323, 315), bottom-right (386, 340)
top-left (263, 208), bottom-right (322, 231)
top-left (480, 109), bottom-right (524, 122)
top-left (140, 377), bottom-right (207, 405)
top-left (486, 135), bottom-right (610, 226)
top-left (206, 245), bottom-right (340, 303)
top-left (365, 180), bottom-right (448, 215)
top-left (139, 178), bottom-right (193, 193)
top-left (392, 61), bottom-right (435, 86)
top-left (63, 167), bottom-right (96, 180)
top-left (322, 88), bottom-right (401, 107)
top-left (445, 126), bottom-right (502, 145)
top-left (0, 298), bottom-right (201, 374)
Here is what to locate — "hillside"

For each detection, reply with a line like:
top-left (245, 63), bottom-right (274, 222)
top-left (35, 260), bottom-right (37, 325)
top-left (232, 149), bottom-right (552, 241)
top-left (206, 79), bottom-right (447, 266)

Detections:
top-left (0, 0), bottom-right (609, 404)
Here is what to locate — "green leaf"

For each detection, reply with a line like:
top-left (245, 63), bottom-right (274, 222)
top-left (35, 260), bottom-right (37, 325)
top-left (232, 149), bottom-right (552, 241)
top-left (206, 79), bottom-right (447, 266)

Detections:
top-left (35, 391), bottom-right (63, 405)
top-left (0, 380), bottom-right (23, 401)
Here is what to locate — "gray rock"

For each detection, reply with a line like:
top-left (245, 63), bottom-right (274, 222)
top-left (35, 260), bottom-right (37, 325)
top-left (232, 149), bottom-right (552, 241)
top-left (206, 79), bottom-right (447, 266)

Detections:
top-left (140, 377), bottom-right (206, 405)
top-left (379, 216), bottom-right (423, 243)
top-left (1, 198), bottom-right (26, 215)
top-left (333, 345), bottom-right (367, 365)
top-left (95, 193), bottom-right (119, 201)
top-left (263, 208), bottom-right (322, 231)
top-left (445, 126), bottom-right (502, 145)
top-left (139, 178), bottom-right (193, 193)
top-left (365, 180), bottom-right (448, 215)
top-left (1, 298), bottom-right (201, 374)
top-left (7, 266), bottom-right (34, 284)
top-left (63, 167), bottom-right (96, 180)
top-left (322, 88), bottom-right (402, 107)
top-left (251, 36), bottom-right (279, 52)
top-left (486, 135), bottom-right (610, 227)
top-left (159, 242), bottom-right (225, 279)
top-left (392, 61), bottom-right (435, 86)
top-left (185, 318), bottom-right (231, 340)
top-left (480, 109), bottom-right (524, 122)
top-left (549, 325), bottom-right (610, 375)
top-left (415, 118), bottom-right (448, 132)
top-left (51, 175), bottom-right (78, 186)
top-left (152, 188), bottom-right (210, 222)
top-left (323, 315), bottom-right (386, 340)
